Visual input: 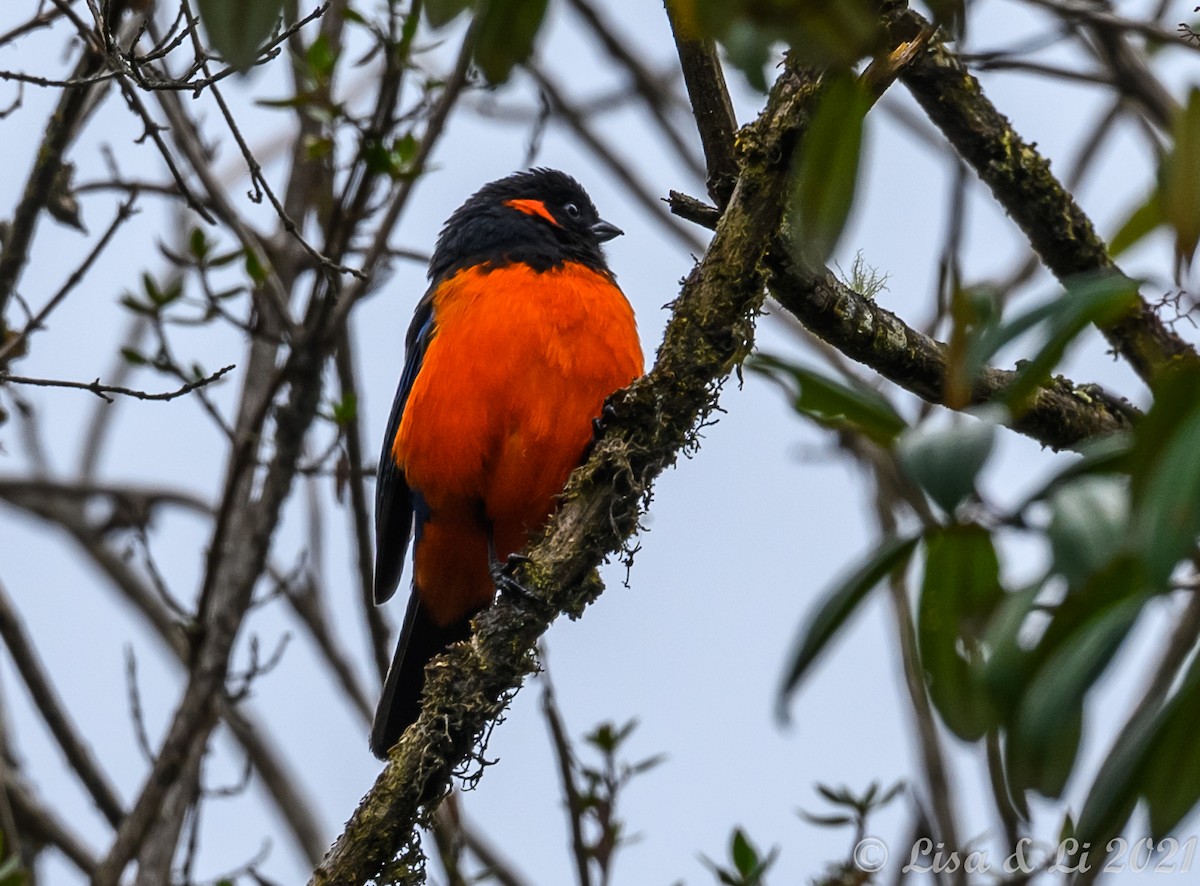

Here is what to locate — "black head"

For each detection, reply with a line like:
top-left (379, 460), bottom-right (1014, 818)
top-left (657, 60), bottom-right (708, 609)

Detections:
top-left (428, 168), bottom-right (622, 281)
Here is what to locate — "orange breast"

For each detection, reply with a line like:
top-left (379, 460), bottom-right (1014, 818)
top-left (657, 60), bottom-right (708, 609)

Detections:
top-left (394, 261), bottom-right (642, 624)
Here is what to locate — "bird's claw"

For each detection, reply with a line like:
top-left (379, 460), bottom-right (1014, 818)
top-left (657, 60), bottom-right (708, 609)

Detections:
top-left (590, 400), bottom-right (620, 444)
top-left (490, 554), bottom-right (552, 617)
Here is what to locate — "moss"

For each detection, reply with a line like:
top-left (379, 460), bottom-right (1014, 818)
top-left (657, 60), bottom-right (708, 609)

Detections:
top-left (895, 9), bottom-right (1196, 383)
top-left (309, 54), bottom-right (829, 886)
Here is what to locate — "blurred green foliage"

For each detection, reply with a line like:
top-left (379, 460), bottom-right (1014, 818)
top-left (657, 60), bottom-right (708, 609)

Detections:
top-left (765, 270), bottom-right (1200, 854)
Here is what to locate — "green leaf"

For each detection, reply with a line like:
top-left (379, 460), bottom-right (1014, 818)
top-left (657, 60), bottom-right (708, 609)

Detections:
top-left (149, 279), bottom-right (182, 308)
top-left (720, 21), bottom-right (774, 92)
top-left (244, 248), bottom-right (268, 284)
top-left (789, 72), bottom-right (871, 270)
top-left (977, 583), bottom-right (1042, 717)
top-left (1141, 653), bottom-right (1200, 839)
top-left (120, 347), bottom-right (148, 366)
top-left (306, 33), bottom-right (337, 82)
top-left (188, 227), bottom-right (210, 262)
top-left (119, 294), bottom-right (155, 316)
top-left (1074, 739), bottom-right (1147, 850)
top-left (1134, 398), bottom-right (1200, 587)
top-left (473, 0), bottom-right (550, 84)
top-left (1160, 88), bottom-right (1200, 273)
top-left (944, 285), bottom-right (1001, 407)
top-left (1108, 190), bottom-right (1163, 258)
top-left (425, 0), bottom-right (474, 28)
top-left (798, 811), bottom-right (855, 827)
top-left (1059, 812), bottom-right (1076, 844)
top-left (1046, 475), bottom-right (1130, 589)
top-left (986, 558), bottom-right (1145, 804)
top-left (1127, 361), bottom-right (1200, 499)
top-left (748, 353), bottom-right (908, 445)
top-left (1006, 703), bottom-right (1083, 800)
top-left (961, 275), bottom-right (1138, 413)
top-left (195, 0), bottom-right (286, 73)
top-left (679, 0), bottom-right (883, 81)
top-left (896, 417), bottom-right (996, 515)
top-left (996, 274), bottom-right (1139, 410)
top-left (1012, 595), bottom-right (1144, 795)
top-left (779, 534), bottom-right (919, 709)
top-left (918, 525), bottom-right (1003, 741)
top-left (731, 829), bottom-right (758, 877)
top-left (331, 392), bottom-right (357, 426)
top-left (1075, 641), bottom-right (1200, 845)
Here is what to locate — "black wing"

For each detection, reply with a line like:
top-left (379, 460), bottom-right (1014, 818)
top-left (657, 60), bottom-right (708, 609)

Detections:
top-left (373, 292), bottom-right (436, 604)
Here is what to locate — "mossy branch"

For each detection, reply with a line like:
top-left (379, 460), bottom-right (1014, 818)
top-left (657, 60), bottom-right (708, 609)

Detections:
top-left (666, 188), bottom-right (1139, 450)
top-left (664, 10), bottom-right (1137, 451)
top-left (768, 262), bottom-right (1139, 450)
top-left (306, 60), bottom-right (823, 886)
top-left (890, 7), bottom-right (1197, 383)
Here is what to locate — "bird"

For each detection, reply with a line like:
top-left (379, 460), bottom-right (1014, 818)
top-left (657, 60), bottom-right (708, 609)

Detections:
top-left (370, 168), bottom-right (644, 759)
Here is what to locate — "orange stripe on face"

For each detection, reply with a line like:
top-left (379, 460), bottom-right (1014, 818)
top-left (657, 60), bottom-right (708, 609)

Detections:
top-left (504, 198), bottom-right (559, 226)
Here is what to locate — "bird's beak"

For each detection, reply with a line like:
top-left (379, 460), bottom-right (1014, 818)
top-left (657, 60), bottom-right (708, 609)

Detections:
top-left (590, 219), bottom-right (623, 242)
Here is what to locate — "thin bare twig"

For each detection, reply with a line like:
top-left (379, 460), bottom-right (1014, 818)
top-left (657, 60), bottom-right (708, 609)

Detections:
top-left (335, 331), bottom-right (392, 685)
top-left (542, 674), bottom-right (592, 886)
top-left (527, 65), bottom-right (707, 256)
top-left (1, 363), bottom-right (235, 403)
top-left (0, 582), bottom-right (125, 828)
top-left (0, 193), bottom-right (140, 366)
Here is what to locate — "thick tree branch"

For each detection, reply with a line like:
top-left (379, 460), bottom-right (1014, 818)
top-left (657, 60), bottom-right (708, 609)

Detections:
top-left (308, 56), bottom-right (822, 886)
top-left (670, 188), bottom-right (1136, 449)
top-left (891, 8), bottom-right (1197, 383)
top-left (663, 2), bottom-right (738, 207)
top-left (663, 30), bottom-right (1137, 453)
top-left (768, 263), bottom-right (1137, 449)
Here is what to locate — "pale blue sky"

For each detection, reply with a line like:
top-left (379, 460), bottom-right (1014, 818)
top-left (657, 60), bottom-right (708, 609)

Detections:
top-left (0, 1), bottom-right (1195, 883)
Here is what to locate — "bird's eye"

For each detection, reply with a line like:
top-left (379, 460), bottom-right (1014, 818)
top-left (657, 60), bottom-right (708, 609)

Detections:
top-left (563, 202), bottom-right (581, 219)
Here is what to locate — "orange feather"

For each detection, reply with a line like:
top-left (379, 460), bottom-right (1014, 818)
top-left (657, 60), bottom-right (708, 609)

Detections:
top-left (392, 261), bottom-right (642, 626)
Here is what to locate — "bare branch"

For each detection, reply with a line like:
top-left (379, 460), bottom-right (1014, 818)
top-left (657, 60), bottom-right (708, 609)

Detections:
top-left (1, 363), bottom-right (236, 403)
top-left (664, 3), bottom-right (739, 207)
top-left (564, 0), bottom-right (705, 180)
top-left (3, 766), bottom-right (99, 876)
top-left (0, 193), bottom-right (140, 367)
top-left (541, 677), bottom-right (592, 886)
top-left (0, 0), bottom-right (138, 318)
top-left (0, 582), bottom-right (125, 828)
top-left (334, 331), bottom-right (392, 685)
top-left (527, 65), bottom-right (707, 256)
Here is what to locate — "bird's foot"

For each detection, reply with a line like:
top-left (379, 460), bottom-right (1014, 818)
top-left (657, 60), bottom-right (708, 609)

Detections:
top-left (590, 400), bottom-right (620, 444)
top-left (490, 554), bottom-right (552, 617)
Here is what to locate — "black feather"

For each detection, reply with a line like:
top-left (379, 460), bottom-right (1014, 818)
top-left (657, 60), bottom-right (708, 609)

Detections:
top-left (373, 296), bottom-right (435, 604)
top-left (369, 593), bottom-right (472, 759)
top-left (370, 168), bottom-right (618, 755)
top-left (429, 168), bottom-right (615, 281)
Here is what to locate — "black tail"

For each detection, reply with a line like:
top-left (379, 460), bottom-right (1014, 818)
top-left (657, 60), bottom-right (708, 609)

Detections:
top-left (370, 592), bottom-right (472, 759)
